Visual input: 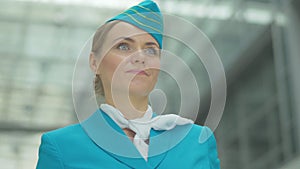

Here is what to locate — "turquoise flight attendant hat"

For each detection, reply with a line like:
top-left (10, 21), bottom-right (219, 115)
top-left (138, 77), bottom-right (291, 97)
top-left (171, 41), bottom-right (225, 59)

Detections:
top-left (106, 0), bottom-right (163, 48)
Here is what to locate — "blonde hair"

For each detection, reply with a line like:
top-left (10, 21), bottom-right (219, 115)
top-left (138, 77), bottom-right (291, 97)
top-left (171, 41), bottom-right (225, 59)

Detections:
top-left (92, 21), bottom-right (119, 98)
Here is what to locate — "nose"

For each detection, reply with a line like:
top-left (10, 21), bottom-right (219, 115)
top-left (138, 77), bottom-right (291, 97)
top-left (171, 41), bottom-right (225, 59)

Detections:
top-left (130, 51), bottom-right (146, 65)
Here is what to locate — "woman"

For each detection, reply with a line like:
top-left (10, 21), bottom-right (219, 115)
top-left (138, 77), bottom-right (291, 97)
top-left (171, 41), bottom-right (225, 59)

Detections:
top-left (36, 1), bottom-right (220, 169)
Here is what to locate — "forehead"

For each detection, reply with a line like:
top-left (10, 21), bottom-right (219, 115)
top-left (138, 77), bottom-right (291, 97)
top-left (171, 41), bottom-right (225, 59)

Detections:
top-left (105, 21), bottom-right (157, 44)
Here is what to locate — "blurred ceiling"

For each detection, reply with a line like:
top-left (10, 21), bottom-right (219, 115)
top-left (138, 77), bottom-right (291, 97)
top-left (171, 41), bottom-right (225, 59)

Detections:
top-left (2, 0), bottom-right (300, 169)
top-left (0, 0), bottom-right (277, 129)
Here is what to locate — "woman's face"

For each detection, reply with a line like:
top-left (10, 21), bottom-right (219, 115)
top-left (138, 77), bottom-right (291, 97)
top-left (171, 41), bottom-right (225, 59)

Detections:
top-left (95, 21), bottom-right (161, 97)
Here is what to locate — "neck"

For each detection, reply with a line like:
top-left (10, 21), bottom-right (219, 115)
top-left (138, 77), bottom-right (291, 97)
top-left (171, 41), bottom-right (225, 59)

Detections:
top-left (104, 92), bottom-right (148, 120)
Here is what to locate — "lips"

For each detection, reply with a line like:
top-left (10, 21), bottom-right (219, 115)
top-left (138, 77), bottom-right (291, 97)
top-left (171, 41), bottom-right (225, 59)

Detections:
top-left (126, 69), bottom-right (149, 76)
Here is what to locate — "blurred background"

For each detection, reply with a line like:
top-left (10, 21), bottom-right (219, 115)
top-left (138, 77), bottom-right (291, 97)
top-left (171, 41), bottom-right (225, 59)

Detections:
top-left (0, 0), bottom-right (299, 169)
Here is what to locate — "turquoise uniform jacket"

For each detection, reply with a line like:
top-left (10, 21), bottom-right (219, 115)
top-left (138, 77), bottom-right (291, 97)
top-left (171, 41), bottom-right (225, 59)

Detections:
top-left (36, 109), bottom-right (220, 169)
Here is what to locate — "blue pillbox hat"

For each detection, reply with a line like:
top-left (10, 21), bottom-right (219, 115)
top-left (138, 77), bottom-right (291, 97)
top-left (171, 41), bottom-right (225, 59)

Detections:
top-left (106, 0), bottom-right (163, 48)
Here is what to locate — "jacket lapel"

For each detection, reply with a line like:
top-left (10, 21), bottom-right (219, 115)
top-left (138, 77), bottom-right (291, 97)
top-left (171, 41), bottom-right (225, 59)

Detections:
top-left (147, 129), bottom-right (168, 168)
top-left (81, 109), bottom-right (179, 169)
top-left (147, 116), bottom-right (193, 168)
top-left (81, 109), bottom-right (149, 168)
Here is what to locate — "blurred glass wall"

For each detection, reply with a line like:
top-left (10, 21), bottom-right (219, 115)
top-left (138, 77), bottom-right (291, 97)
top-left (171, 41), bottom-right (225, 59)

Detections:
top-left (0, 0), bottom-right (299, 169)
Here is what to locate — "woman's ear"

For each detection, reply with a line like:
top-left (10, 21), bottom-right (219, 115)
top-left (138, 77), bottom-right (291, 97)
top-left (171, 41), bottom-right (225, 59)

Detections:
top-left (89, 52), bottom-right (98, 73)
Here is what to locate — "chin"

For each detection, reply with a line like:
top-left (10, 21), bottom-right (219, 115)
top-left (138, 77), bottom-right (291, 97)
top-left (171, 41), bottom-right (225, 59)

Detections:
top-left (129, 83), bottom-right (154, 97)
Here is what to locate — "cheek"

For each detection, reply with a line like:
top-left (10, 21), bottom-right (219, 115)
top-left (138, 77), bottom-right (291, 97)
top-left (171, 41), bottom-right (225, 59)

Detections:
top-left (98, 55), bottom-right (124, 79)
top-left (149, 58), bottom-right (161, 75)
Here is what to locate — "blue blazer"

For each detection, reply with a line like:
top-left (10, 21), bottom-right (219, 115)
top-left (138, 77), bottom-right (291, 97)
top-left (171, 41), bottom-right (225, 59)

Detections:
top-left (36, 109), bottom-right (220, 169)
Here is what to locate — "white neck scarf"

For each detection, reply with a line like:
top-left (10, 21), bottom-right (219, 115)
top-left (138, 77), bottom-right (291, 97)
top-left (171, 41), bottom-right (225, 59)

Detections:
top-left (100, 104), bottom-right (194, 161)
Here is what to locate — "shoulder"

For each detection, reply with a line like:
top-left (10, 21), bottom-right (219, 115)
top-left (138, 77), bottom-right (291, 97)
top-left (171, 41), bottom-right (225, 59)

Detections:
top-left (37, 124), bottom-right (83, 169)
top-left (166, 123), bottom-right (216, 148)
top-left (41, 123), bottom-right (92, 147)
top-left (37, 123), bottom-right (104, 169)
top-left (43, 123), bottom-right (82, 139)
top-left (175, 123), bottom-right (218, 153)
top-left (183, 123), bottom-right (214, 141)
top-left (190, 123), bottom-right (210, 134)
top-left (38, 123), bottom-right (95, 161)
top-left (44, 123), bottom-right (83, 138)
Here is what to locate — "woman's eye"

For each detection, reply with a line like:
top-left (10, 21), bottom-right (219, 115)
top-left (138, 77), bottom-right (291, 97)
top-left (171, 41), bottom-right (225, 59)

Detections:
top-left (144, 48), bottom-right (158, 56)
top-left (117, 43), bottom-right (130, 51)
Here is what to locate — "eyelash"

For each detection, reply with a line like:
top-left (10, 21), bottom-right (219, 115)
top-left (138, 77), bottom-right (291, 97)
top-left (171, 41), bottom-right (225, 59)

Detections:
top-left (116, 43), bottom-right (130, 51)
top-left (115, 42), bottom-right (159, 56)
top-left (144, 48), bottom-right (158, 56)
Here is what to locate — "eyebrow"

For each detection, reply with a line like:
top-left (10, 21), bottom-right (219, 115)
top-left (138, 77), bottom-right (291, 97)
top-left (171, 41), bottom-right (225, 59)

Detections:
top-left (113, 36), bottom-right (135, 43)
top-left (113, 36), bottom-right (159, 48)
top-left (145, 42), bottom-right (159, 48)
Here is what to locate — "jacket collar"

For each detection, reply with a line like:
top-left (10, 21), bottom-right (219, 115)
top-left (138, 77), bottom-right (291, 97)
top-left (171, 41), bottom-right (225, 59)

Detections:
top-left (81, 109), bottom-right (168, 168)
